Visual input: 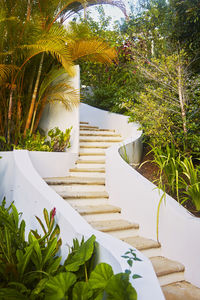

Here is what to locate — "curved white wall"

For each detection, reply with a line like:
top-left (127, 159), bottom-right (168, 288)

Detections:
top-left (106, 139), bottom-right (200, 288)
top-left (0, 150), bottom-right (164, 299)
top-left (39, 66), bottom-right (80, 153)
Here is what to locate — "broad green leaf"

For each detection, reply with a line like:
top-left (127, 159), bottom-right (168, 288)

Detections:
top-left (43, 208), bottom-right (50, 229)
top-left (19, 220), bottom-right (26, 242)
top-left (46, 256), bottom-right (62, 274)
top-left (44, 272), bottom-right (76, 300)
top-left (105, 273), bottom-right (137, 300)
top-left (17, 244), bottom-right (34, 278)
top-left (35, 216), bottom-right (47, 235)
top-left (0, 288), bottom-right (28, 300)
top-left (11, 204), bottom-right (19, 227)
top-left (132, 274), bottom-right (142, 280)
top-left (31, 278), bottom-right (48, 295)
top-left (72, 281), bottom-right (93, 300)
top-left (89, 263), bottom-right (113, 290)
top-left (43, 238), bottom-right (57, 265)
top-left (65, 235), bottom-right (96, 272)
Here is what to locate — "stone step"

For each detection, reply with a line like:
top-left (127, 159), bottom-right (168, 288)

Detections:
top-left (76, 159), bottom-right (105, 164)
top-left (69, 168), bottom-right (105, 173)
top-left (72, 204), bottom-right (121, 216)
top-left (80, 137), bottom-right (123, 142)
top-left (80, 121), bottom-right (89, 124)
top-left (162, 281), bottom-right (200, 300)
top-left (68, 171), bottom-right (105, 178)
top-left (45, 176), bottom-right (105, 185)
top-left (59, 191), bottom-right (109, 199)
top-left (80, 132), bottom-right (121, 137)
top-left (79, 127), bottom-right (115, 132)
top-left (79, 152), bottom-right (105, 156)
top-left (80, 125), bottom-right (99, 129)
top-left (67, 198), bottom-right (109, 206)
top-left (121, 236), bottom-right (161, 258)
top-left (75, 163), bottom-right (105, 169)
top-left (50, 184), bottom-right (106, 193)
top-left (80, 144), bottom-right (112, 149)
top-left (89, 219), bottom-right (139, 233)
top-left (150, 257), bottom-right (185, 286)
top-left (79, 148), bottom-right (106, 154)
top-left (77, 156), bottom-right (106, 161)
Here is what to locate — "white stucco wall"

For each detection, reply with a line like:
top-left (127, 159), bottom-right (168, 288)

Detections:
top-left (39, 66), bottom-right (80, 153)
top-left (29, 151), bottom-right (78, 178)
top-left (106, 142), bottom-right (200, 288)
top-left (0, 150), bottom-right (164, 299)
top-left (80, 103), bottom-right (200, 288)
top-left (80, 103), bottom-right (139, 139)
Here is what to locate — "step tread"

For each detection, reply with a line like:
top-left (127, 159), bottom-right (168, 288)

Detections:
top-left (79, 152), bottom-right (105, 156)
top-left (80, 127), bottom-right (115, 132)
top-left (76, 160), bottom-right (105, 164)
top-left (80, 133), bottom-right (121, 137)
top-left (80, 121), bottom-right (89, 124)
top-left (162, 281), bottom-right (200, 300)
top-left (73, 204), bottom-right (121, 215)
top-left (45, 176), bottom-right (105, 185)
top-left (150, 256), bottom-right (185, 277)
top-left (80, 125), bottom-right (99, 129)
top-left (121, 236), bottom-right (161, 251)
top-left (80, 145), bottom-right (111, 149)
top-left (89, 219), bottom-right (139, 232)
top-left (80, 138), bottom-right (123, 142)
top-left (69, 168), bottom-right (105, 173)
top-left (59, 191), bottom-right (109, 199)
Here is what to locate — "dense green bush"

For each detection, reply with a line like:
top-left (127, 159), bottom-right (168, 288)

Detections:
top-left (15, 127), bottom-right (72, 152)
top-left (0, 200), bottom-right (140, 299)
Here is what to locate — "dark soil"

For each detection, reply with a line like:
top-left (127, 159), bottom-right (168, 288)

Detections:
top-left (136, 144), bottom-right (200, 218)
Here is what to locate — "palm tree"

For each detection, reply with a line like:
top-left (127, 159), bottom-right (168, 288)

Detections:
top-left (0, 0), bottom-right (125, 145)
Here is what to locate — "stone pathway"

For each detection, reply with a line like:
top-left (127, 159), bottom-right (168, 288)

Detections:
top-left (45, 121), bottom-right (200, 299)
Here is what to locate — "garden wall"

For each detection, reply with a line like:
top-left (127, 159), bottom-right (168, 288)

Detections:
top-left (39, 66), bottom-right (80, 153)
top-left (106, 139), bottom-right (200, 288)
top-left (0, 147), bottom-right (164, 299)
top-left (80, 103), bottom-right (200, 287)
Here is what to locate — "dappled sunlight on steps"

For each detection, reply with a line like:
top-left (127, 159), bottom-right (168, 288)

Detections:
top-left (44, 121), bottom-right (200, 300)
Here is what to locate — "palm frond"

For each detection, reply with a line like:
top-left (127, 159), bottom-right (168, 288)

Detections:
top-left (69, 39), bottom-right (117, 64)
top-left (0, 64), bottom-right (17, 82)
top-left (46, 82), bottom-right (80, 110)
top-left (38, 67), bottom-right (67, 101)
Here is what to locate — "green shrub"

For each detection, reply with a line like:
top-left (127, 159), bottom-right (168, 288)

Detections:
top-left (15, 127), bottom-right (72, 152)
top-left (0, 200), bottom-right (139, 299)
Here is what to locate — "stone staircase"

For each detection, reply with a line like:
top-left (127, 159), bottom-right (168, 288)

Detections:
top-left (45, 121), bottom-right (200, 299)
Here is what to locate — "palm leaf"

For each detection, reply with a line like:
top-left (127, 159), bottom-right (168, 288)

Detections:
top-left (69, 39), bottom-right (117, 64)
top-left (46, 82), bottom-right (80, 110)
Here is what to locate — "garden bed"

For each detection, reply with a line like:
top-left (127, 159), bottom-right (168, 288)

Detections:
top-left (137, 144), bottom-right (200, 218)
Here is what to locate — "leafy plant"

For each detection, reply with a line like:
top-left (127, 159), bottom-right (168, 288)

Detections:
top-left (0, 200), bottom-right (139, 299)
top-left (14, 127), bottom-right (72, 152)
top-left (48, 127), bottom-right (72, 152)
top-left (179, 157), bottom-right (200, 210)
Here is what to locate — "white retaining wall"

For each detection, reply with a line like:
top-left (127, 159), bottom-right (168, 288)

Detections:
top-left (0, 150), bottom-right (164, 299)
top-left (39, 66), bottom-right (80, 153)
top-left (80, 103), bottom-right (200, 287)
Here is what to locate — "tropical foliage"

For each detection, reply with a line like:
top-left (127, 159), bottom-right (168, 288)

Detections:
top-left (0, 199), bottom-right (139, 299)
top-left (79, 0), bottom-right (200, 213)
top-left (0, 0), bottom-right (121, 149)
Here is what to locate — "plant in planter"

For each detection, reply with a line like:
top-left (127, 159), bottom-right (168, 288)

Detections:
top-left (0, 200), bottom-right (139, 299)
top-left (15, 126), bottom-right (72, 152)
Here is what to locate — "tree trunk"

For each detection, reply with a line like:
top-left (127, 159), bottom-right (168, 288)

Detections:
top-left (7, 89), bottom-right (14, 144)
top-left (27, 0), bottom-right (31, 21)
top-left (33, 95), bottom-right (48, 133)
top-left (24, 52), bottom-right (44, 136)
top-left (177, 64), bottom-right (187, 134)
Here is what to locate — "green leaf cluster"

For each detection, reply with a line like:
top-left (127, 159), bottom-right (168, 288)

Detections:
top-left (15, 126), bottom-right (72, 152)
top-left (0, 200), bottom-right (139, 299)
